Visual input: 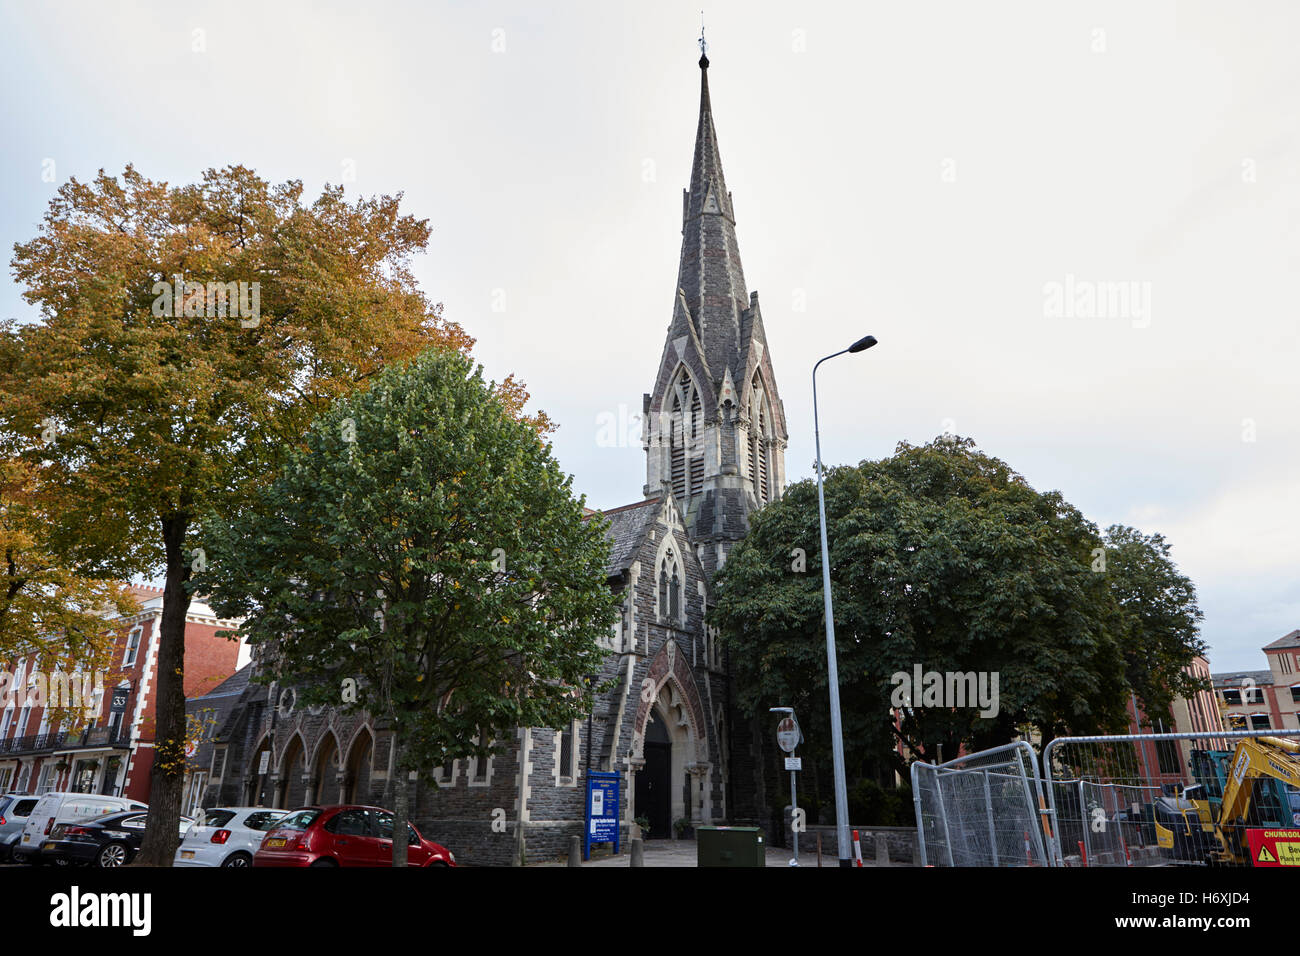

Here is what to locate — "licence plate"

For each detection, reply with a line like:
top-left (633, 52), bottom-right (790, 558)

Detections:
top-left (181, 850), bottom-right (195, 859)
top-left (22, 834), bottom-right (29, 843)
top-left (267, 838), bottom-right (286, 848)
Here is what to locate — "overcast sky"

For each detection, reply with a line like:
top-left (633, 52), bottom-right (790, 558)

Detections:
top-left (2, 1), bottom-right (1297, 672)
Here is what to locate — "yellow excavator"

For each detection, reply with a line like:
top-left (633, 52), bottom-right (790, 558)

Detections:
top-left (1155, 735), bottom-right (1300, 865)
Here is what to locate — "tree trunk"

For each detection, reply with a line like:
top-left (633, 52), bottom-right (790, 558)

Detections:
top-left (390, 732), bottom-right (409, 867)
top-left (132, 513), bottom-right (192, 866)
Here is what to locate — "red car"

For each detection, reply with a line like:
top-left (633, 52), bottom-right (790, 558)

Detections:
top-left (252, 805), bottom-right (456, 867)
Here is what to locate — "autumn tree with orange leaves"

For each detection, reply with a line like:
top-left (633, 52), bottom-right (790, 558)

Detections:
top-left (0, 164), bottom-right (546, 865)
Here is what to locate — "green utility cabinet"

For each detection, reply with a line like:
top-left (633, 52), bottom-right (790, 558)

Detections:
top-left (696, 826), bottom-right (765, 867)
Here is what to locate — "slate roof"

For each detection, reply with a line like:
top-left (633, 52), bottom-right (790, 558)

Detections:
top-left (1264, 629), bottom-right (1300, 650)
top-left (1211, 669), bottom-right (1275, 688)
top-left (590, 497), bottom-right (660, 577)
top-left (185, 663), bottom-right (254, 772)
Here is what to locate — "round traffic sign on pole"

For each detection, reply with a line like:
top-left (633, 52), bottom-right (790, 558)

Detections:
top-left (777, 717), bottom-right (799, 753)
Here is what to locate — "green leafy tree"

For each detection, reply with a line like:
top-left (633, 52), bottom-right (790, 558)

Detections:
top-left (198, 348), bottom-right (619, 865)
top-left (0, 164), bottom-right (541, 864)
top-left (1101, 524), bottom-right (1208, 718)
top-left (712, 437), bottom-right (1205, 799)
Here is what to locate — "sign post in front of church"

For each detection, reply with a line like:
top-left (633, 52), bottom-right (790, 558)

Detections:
top-left (772, 707), bottom-right (802, 866)
top-left (584, 770), bottom-right (621, 861)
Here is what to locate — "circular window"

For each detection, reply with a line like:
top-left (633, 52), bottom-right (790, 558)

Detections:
top-left (276, 687), bottom-right (296, 719)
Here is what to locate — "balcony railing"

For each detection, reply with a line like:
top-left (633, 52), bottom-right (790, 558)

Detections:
top-left (0, 726), bottom-right (131, 756)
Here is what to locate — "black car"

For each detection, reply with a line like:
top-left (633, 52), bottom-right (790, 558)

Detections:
top-left (40, 811), bottom-right (194, 867)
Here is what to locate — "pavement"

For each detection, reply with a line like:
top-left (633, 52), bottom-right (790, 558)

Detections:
top-left (535, 838), bottom-right (903, 867)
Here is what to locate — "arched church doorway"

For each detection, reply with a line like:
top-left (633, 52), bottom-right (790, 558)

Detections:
top-left (343, 729), bottom-right (373, 804)
top-left (278, 735), bottom-right (306, 809)
top-left (635, 709), bottom-right (672, 840)
top-left (312, 733), bottom-right (340, 805)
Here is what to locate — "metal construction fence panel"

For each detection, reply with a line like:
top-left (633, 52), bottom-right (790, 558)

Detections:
top-left (1042, 728), bottom-right (1300, 868)
top-left (912, 728), bottom-right (1300, 867)
top-left (911, 741), bottom-right (1052, 867)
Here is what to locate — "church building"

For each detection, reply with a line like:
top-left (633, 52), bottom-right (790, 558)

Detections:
top-left (199, 48), bottom-right (788, 864)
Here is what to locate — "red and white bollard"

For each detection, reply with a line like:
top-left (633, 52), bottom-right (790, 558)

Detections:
top-left (852, 829), bottom-right (864, 867)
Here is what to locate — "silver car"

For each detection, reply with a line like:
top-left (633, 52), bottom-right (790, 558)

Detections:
top-left (174, 807), bottom-right (287, 867)
top-left (0, 794), bottom-right (37, 863)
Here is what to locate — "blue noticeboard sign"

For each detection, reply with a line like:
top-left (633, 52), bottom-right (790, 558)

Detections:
top-left (584, 771), bottom-right (621, 861)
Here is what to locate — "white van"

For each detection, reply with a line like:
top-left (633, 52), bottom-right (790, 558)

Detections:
top-left (14, 792), bottom-right (148, 864)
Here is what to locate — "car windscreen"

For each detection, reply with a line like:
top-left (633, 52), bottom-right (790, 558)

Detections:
top-left (201, 810), bottom-right (237, 828)
top-left (13, 799), bottom-right (36, 816)
top-left (241, 811), bottom-right (286, 831)
top-left (272, 809), bottom-right (321, 831)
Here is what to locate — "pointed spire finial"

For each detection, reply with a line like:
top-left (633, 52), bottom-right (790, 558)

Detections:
top-left (698, 11), bottom-right (708, 67)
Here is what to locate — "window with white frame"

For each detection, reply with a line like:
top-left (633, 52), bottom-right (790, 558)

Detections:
top-left (436, 756), bottom-right (458, 786)
top-left (470, 731), bottom-right (492, 786)
top-left (106, 708), bottom-right (125, 742)
top-left (211, 746), bottom-right (226, 781)
top-left (184, 771), bottom-right (206, 816)
top-left (123, 626), bottom-right (143, 666)
top-left (555, 721), bottom-right (578, 785)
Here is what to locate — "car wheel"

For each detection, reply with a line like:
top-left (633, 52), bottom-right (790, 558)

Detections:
top-left (221, 852), bottom-right (253, 868)
top-left (309, 858), bottom-right (337, 867)
top-left (96, 843), bottom-right (130, 867)
top-left (428, 861), bottom-right (449, 867)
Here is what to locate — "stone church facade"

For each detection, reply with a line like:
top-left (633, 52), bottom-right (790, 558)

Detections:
top-left (198, 51), bottom-right (787, 864)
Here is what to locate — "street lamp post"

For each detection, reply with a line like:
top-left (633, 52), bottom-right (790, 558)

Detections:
top-left (813, 334), bottom-right (877, 867)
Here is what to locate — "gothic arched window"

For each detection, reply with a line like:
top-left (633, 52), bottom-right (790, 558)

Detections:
top-left (658, 547), bottom-right (683, 623)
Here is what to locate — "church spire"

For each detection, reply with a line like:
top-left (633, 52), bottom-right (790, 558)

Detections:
top-left (644, 45), bottom-right (787, 572)
top-left (676, 45), bottom-right (747, 380)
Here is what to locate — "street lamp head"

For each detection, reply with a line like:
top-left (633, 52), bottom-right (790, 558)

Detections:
top-left (848, 335), bottom-right (877, 353)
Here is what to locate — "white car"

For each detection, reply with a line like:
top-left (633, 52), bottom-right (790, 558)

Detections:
top-left (174, 807), bottom-right (287, 867)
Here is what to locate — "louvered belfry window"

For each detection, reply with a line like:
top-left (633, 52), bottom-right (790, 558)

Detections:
top-left (689, 388), bottom-right (704, 495)
top-left (750, 374), bottom-right (771, 504)
top-left (669, 370), bottom-right (703, 502)
top-left (671, 390), bottom-right (686, 501)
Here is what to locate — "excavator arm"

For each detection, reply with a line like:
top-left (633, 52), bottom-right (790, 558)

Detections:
top-left (1218, 736), bottom-right (1300, 829)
